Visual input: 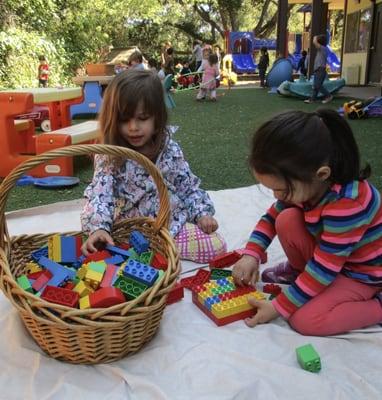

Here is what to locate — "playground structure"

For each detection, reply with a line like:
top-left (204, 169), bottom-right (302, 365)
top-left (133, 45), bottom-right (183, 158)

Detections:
top-left (224, 31), bottom-right (277, 75)
top-left (287, 32), bottom-right (340, 73)
top-left (266, 58), bottom-right (293, 92)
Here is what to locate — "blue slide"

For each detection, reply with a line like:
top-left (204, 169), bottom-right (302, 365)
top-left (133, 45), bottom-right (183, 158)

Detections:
top-left (232, 54), bottom-right (257, 74)
top-left (327, 46), bottom-right (340, 73)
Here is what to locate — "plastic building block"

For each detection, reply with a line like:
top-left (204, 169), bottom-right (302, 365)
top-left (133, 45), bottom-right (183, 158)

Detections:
top-left (27, 271), bottom-right (44, 280)
top-left (152, 252), bottom-right (168, 270)
top-left (192, 276), bottom-right (266, 326)
top-left (100, 264), bottom-right (119, 288)
top-left (25, 262), bottom-right (42, 274)
top-left (32, 270), bottom-right (53, 291)
top-left (104, 255), bottom-right (125, 265)
top-left (41, 285), bottom-right (79, 308)
top-left (180, 276), bottom-right (196, 290)
top-left (129, 231), bottom-right (149, 254)
top-left (79, 295), bottom-right (91, 309)
top-left (166, 282), bottom-right (184, 305)
top-left (263, 283), bottom-right (282, 296)
top-left (191, 269), bottom-right (211, 287)
top-left (62, 281), bottom-right (76, 290)
top-left (105, 244), bottom-right (131, 258)
top-left (128, 248), bottom-right (140, 260)
top-left (73, 280), bottom-right (93, 297)
top-left (121, 259), bottom-right (158, 286)
top-left (296, 344), bottom-right (321, 373)
top-left (31, 246), bottom-right (48, 262)
top-left (38, 256), bottom-right (76, 280)
top-left (88, 261), bottom-right (106, 274)
top-left (113, 275), bottom-right (147, 300)
top-left (210, 268), bottom-right (232, 280)
top-left (60, 235), bottom-right (82, 263)
top-left (84, 269), bottom-right (104, 289)
top-left (72, 254), bottom-right (86, 269)
top-left (208, 251), bottom-right (241, 269)
top-left (139, 251), bottom-right (154, 265)
top-left (83, 250), bottom-right (111, 263)
top-left (17, 275), bottom-right (34, 293)
top-left (88, 287), bottom-right (126, 308)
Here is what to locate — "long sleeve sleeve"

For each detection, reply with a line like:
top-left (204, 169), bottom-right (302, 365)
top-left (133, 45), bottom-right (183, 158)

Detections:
top-left (162, 142), bottom-right (215, 236)
top-left (244, 200), bottom-right (287, 262)
top-left (80, 155), bottom-right (116, 234)
top-left (273, 185), bottom-right (381, 319)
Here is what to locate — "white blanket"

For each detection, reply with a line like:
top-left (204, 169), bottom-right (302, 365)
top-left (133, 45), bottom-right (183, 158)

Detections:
top-left (3, 185), bottom-right (382, 400)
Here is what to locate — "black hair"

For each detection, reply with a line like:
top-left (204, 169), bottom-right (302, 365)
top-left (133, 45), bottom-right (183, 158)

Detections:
top-left (166, 47), bottom-right (174, 55)
top-left (208, 53), bottom-right (218, 66)
top-left (316, 34), bottom-right (327, 46)
top-left (301, 50), bottom-right (307, 56)
top-left (249, 109), bottom-right (370, 198)
top-left (38, 55), bottom-right (46, 61)
top-left (260, 46), bottom-right (268, 53)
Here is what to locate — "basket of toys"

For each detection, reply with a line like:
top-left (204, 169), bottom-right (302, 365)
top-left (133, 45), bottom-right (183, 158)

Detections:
top-left (0, 144), bottom-right (180, 364)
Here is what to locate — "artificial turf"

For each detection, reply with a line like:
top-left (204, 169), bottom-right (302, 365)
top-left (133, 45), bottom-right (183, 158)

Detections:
top-left (4, 87), bottom-right (381, 212)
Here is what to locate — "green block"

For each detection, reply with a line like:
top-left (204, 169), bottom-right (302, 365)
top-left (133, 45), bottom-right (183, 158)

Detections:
top-left (210, 268), bottom-right (232, 280)
top-left (296, 344), bottom-right (321, 373)
top-left (113, 276), bottom-right (147, 300)
top-left (155, 270), bottom-right (164, 283)
top-left (140, 251), bottom-right (154, 265)
top-left (17, 275), bottom-right (34, 293)
top-left (128, 249), bottom-right (140, 261)
top-left (88, 261), bottom-right (106, 274)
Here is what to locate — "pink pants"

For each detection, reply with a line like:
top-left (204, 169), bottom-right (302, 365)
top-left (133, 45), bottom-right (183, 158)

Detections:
top-left (276, 208), bottom-right (382, 336)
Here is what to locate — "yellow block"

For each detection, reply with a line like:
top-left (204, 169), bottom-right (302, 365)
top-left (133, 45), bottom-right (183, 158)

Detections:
top-left (79, 295), bottom-right (91, 310)
top-left (77, 264), bottom-right (89, 280)
top-left (212, 296), bottom-right (252, 318)
top-left (85, 269), bottom-right (103, 290)
top-left (25, 262), bottom-right (42, 274)
top-left (48, 234), bottom-right (61, 262)
top-left (73, 280), bottom-right (93, 297)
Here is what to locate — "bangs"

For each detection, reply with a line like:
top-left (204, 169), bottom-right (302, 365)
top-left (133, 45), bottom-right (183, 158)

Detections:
top-left (117, 78), bottom-right (157, 122)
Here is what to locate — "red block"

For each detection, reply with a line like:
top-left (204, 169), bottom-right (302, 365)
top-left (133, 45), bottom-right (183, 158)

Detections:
top-left (89, 287), bottom-right (126, 308)
top-left (263, 283), bottom-right (282, 296)
top-left (27, 271), bottom-right (44, 280)
top-left (191, 269), bottom-right (211, 287)
top-left (180, 276), bottom-right (195, 290)
top-left (192, 291), bottom-right (257, 326)
top-left (166, 282), bottom-right (184, 305)
top-left (152, 252), bottom-right (168, 270)
top-left (62, 281), bottom-right (76, 290)
top-left (41, 285), bottom-right (79, 308)
top-left (83, 249), bottom-right (111, 263)
top-left (208, 251), bottom-right (242, 269)
top-left (100, 264), bottom-right (119, 288)
top-left (32, 270), bottom-right (52, 291)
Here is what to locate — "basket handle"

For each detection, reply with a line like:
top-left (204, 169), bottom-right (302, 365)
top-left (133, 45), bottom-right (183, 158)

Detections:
top-left (0, 144), bottom-right (171, 247)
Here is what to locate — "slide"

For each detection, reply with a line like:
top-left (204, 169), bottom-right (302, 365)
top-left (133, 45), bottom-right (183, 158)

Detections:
top-left (327, 46), bottom-right (340, 73)
top-left (232, 54), bottom-right (257, 74)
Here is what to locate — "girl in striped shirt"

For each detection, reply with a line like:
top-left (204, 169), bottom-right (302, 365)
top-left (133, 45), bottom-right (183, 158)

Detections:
top-left (232, 109), bottom-right (382, 335)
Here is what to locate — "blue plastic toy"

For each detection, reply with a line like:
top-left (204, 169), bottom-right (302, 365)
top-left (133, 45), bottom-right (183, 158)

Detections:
top-left (16, 175), bottom-right (80, 188)
top-left (266, 58), bottom-right (293, 93)
top-left (70, 82), bottom-right (103, 118)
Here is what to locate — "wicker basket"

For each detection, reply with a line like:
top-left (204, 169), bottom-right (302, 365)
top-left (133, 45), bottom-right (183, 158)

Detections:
top-left (0, 144), bottom-right (180, 364)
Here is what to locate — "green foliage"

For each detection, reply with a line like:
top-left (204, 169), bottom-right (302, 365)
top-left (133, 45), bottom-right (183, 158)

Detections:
top-left (0, 27), bottom-right (69, 88)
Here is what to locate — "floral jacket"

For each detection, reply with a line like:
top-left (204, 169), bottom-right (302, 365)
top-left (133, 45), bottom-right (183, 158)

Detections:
top-left (81, 135), bottom-right (215, 237)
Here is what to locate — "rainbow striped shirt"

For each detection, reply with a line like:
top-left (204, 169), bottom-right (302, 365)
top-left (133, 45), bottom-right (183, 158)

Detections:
top-left (245, 180), bottom-right (382, 319)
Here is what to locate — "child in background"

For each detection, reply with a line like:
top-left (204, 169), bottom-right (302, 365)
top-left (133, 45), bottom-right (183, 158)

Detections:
top-left (148, 58), bottom-right (158, 73)
top-left (196, 53), bottom-right (220, 101)
top-left (232, 109), bottom-right (382, 336)
top-left (178, 60), bottom-right (193, 88)
top-left (297, 50), bottom-right (308, 77)
top-left (257, 47), bottom-right (269, 88)
top-left (38, 55), bottom-right (49, 87)
top-left (128, 51), bottom-right (145, 70)
top-left (81, 70), bottom-right (226, 263)
top-left (304, 35), bottom-right (332, 104)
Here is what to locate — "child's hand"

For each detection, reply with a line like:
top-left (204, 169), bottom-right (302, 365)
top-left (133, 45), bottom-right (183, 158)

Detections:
top-left (245, 298), bottom-right (279, 327)
top-left (81, 229), bottom-right (115, 256)
top-left (197, 215), bottom-right (218, 234)
top-left (232, 255), bottom-right (259, 287)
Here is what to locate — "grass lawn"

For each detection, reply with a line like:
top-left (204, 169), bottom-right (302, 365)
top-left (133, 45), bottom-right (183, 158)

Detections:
top-left (4, 87), bottom-right (382, 212)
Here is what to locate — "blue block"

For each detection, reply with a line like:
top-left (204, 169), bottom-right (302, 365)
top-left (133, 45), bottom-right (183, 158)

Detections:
top-left (105, 245), bottom-right (131, 258)
top-left (122, 259), bottom-right (158, 286)
top-left (31, 247), bottom-right (48, 262)
top-left (104, 255), bottom-right (125, 265)
top-left (38, 256), bottom-right (76, 280)
top-left (61, 236), bottom-right (78, 263)
top-left (72, 254), bottom-right (86, 269)
top-left (129, 231), bottom-right (149, 254)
